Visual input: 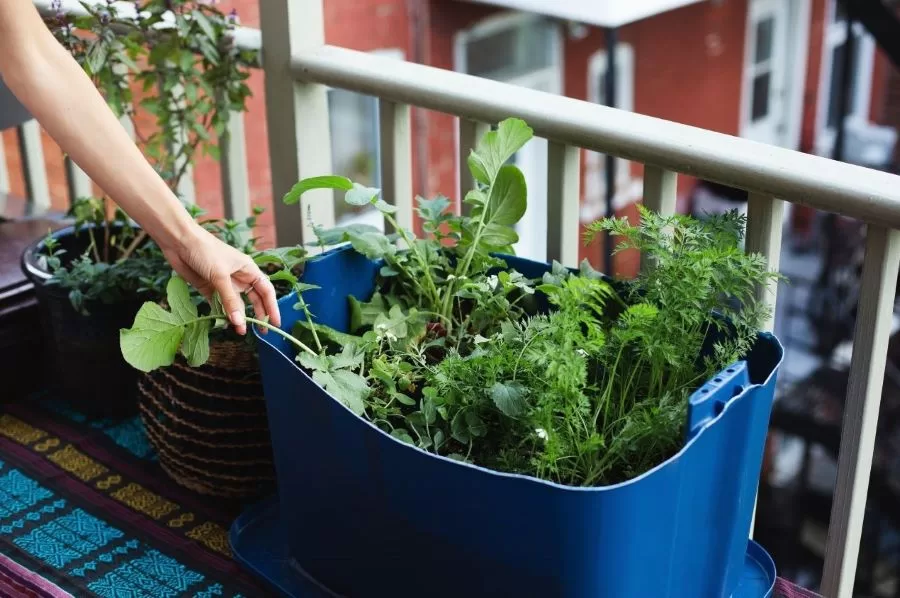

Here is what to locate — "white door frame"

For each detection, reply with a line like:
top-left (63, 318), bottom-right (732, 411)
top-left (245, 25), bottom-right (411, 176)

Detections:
top-left (739, 0), bottom-right (810, 150)
top-left (814, 0), bottom-right (876, 157)
top-left (454, 12), bottom-right (564, 261)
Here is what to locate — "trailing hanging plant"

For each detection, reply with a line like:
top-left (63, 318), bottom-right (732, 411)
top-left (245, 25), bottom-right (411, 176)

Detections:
top-left (120, 118), bottom-right (782, 487)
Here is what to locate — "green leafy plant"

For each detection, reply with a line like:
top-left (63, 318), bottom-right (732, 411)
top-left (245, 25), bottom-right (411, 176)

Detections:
top-left (39, 0), bottom-right (258, 314)
top-left (120, 118), bottom-right (782, 487)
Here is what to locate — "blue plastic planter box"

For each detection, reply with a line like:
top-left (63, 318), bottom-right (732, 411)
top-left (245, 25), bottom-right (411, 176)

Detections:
top-left (246, 245), bottom-right (783, 598)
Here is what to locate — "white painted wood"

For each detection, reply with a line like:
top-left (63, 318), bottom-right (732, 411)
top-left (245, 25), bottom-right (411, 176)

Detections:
top-left (546, 142), bottom-right (581, 267)
top-left (378, 100), bottom-right (414, 234)
top-left (292, 46), bottom-right (900, 228)
top-left (745, 193), bottom-right (785, 332)
top-left (17, 121), bottom-right (50, 211)
top-left (0, 136), bottom-right (9, 194)
top-left (642, 165), bottom-right (677, 217)
top-left (221, 108), bottom-right (251, 222)
top-left (65, 157), bottom-right (93, 202)
top-left (260, 0), bottom-right (334, 246)
top-left (821, 227), bottom-right (900, 598)
top-left (458, 119), bottom-right (490, 215)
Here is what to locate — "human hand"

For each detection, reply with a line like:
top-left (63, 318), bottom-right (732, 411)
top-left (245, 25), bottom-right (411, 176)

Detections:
top-left (160, 224), bottom-right (280, 335)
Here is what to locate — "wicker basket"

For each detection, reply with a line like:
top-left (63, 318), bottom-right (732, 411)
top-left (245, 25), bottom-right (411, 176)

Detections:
top-left (137, 338), bottom-right (276, 499)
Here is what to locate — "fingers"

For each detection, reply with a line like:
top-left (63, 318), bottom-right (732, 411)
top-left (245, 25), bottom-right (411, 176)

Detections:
top-left (235, 262), bottom-right (281, 333)
top-left (214, 274), bottom-right (247, 335)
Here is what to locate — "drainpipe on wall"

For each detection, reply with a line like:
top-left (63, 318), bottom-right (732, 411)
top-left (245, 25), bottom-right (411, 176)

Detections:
top-left (604, 26), bottom-right (618, 276)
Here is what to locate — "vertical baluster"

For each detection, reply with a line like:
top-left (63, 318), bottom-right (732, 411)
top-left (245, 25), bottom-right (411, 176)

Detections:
top-left (379, 100), bottom-right (413, 233)
top-left (640, 165), bottom-right (677, 272)
top-left (260, 0), bottom-right (334, 247)
top-left (17, 121), bottom-right (51, 211)
top-left (642, 165), bottom-right (677, 217)
top-left (65, 157), bottom-right (93, 205)
top-left (220, 108), bottom-right (251, 222)
top-left (821, 226), bottom-right (900, 598)
top-left (0, 135), bottom-right (9, 194)
top-left (742, 192), bottom-right (785, 540)
top-left (745, 193), bottom-right (785, 332)
top-left (546, 142), bottom-right (581, 267)
top-left (457, 119), bottom-right (489, 215)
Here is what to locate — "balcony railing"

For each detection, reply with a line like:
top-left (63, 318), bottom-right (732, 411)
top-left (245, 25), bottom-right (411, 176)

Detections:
top-left (7, 1), bottom-right (900, 596)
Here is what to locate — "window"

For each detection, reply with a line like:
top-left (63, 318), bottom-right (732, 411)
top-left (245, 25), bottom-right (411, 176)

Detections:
top-left (325, 49), bottom-right (404, 229)
top-left (460, 15), bottom-right (559, 82)
top-left (582, 44), bottom-right (637, 221)
top-left (816, 0), bottom-right (875, 155)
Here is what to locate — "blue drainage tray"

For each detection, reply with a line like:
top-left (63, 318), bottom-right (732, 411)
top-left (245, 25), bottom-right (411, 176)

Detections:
top-left (230, 495), bottom-right (777, 598)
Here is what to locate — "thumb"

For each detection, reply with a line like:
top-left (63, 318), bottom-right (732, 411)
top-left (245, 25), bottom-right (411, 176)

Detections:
top-left (214, 274), bottom-right (247, 335)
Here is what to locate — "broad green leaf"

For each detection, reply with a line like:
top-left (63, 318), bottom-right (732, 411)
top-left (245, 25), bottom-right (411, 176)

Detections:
top-left (120, 277), bottom-right (214, 372)
top-left (416, 195), bottom-right (451, 223)
top-left (390, 429), bottom-right (415, 445)
top-left (486, 165), bottom-right (527, 226)
top-left (393, 393), bottom-right (416, 406)
top-left (450, 411), bottom-right (470, 444)
top-left (329, 343), bottom-right (365, 370)
top-left (467, 118), bottom-right (533, 185)
top-left (373, 305), bottom-right (408, 341)
top-left (480, 223), bottom-right (519, 248)
top-left (192, 11), bottom-right (216, 41)
top-left (490, 381), bottom-right (527, 417)
top-left (422, 396), bottom-right (437, 425)
top-left (120, 303), bottom-right (183, 372)
top-left (182, 319), bottom-right (211, 367)
top-left (283, 176), bottom-right (352, 205)
top-left (268, 270), bottom-right (298, 284)
top-left (312, 369), bottom-right (368, 416)
top-left (433, 429), bottom-right (446, 451)
top-left (349, 292), bottom-right (389, 332)
top-left (348, 231), bottom-right (395, 260)
top-left (345, 183), bottom-right (380, 206)
top-left (312, 223), bottom-right (381, 246)
top-left (293, 320), bottom-right (360, 348)
top-left (373, 199), bottom-right (398, 214)
top-left (297, 351), bottom-right (331, 371)
top-left (466, 412), bottom-right (487, 438)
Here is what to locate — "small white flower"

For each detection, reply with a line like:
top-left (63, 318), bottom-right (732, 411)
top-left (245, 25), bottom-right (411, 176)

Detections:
top-left (535, 428), bottom-right (548, 441)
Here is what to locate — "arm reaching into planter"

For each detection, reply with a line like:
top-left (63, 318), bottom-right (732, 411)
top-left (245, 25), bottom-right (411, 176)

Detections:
top-left (0, 0), bottom-right (279, 335)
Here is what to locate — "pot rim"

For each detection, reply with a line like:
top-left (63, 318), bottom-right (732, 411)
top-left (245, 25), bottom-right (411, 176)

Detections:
top-left (20, 222), bottom-right (140, 284)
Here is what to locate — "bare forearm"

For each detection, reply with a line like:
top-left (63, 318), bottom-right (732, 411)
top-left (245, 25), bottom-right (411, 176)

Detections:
top-left (0, 0), bottom-right (195, 250)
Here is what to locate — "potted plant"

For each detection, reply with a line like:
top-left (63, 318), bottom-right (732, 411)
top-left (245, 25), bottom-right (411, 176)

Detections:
top-left (22, 0), bottom-right (255, 414)
top-left (121, 119), bottom-right (784, 597)
top-left (136, 212), bottom-right (308, 499)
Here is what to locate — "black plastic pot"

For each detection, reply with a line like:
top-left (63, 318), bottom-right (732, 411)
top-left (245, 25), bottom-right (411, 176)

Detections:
top-left (21, 224), bottom-right (150, 415)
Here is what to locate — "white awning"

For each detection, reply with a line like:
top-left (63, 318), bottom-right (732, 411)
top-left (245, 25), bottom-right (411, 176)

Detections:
top-left (455, 0), bottom-right (708, 28)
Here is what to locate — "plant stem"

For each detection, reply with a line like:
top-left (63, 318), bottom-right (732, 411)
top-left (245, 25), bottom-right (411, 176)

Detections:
top-left (244, 316), bottom-right (317, 357)
top-left (118, 230), bottom-right (147, 262)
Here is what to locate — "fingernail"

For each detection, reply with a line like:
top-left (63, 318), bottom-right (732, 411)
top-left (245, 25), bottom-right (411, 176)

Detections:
top-left (230, 310), bottom-right (245, 327)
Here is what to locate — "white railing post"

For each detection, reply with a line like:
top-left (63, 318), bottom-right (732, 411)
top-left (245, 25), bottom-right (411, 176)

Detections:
top-left (745, 193), bottom-right (785, 333)
top-left (546, 142), bottom-right (581, 267)
top-left (220, 108), bottom-right (251, 222)
top-left (641, 165), bottom-right (677, 272)
top-left (379, 100), bottom-right (414, 233)
top-left (260, 0), bottom-right (335, 246)
top-left (0, 136), bottom-right (9, 194)
top-left (17, 120), bottom-right (51, 211)
top-left (65, 157), bottom-right (93, 204)
top-left (457, 119), bottom-right (490, 215)
top-left (821, 226), bottom-right (900, 598)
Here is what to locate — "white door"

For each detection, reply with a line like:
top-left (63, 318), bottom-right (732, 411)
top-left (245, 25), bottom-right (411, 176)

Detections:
top-left (454, 14), bottom-right (562, 262)
top-left (742, 0), bottom-right (791, 145)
